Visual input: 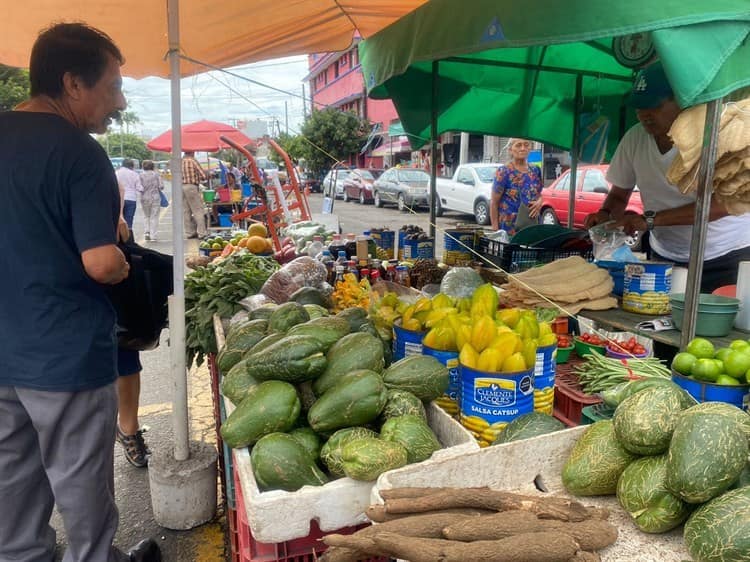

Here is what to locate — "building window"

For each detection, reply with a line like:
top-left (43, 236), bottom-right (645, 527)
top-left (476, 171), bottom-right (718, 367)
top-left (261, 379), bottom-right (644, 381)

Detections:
top-left (334, 61), bottom-right (339, 78)
top-left (353, 49), bottom-right (359, 66)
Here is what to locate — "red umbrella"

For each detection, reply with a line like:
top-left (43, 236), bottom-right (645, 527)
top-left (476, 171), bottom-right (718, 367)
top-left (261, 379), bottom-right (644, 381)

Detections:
top-left (146, 119), bottom-right (255, 152)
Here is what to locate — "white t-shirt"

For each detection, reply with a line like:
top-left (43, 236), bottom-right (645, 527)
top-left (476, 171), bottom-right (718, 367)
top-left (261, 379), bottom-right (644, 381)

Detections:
top-left (115, 167), bottom-right (143, 202)
top-left (606, 124), bottom-right (750, 262)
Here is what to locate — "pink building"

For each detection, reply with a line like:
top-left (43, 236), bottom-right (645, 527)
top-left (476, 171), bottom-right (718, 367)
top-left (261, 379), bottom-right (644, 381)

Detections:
top-left (306, 40), bottom-right (408, 168)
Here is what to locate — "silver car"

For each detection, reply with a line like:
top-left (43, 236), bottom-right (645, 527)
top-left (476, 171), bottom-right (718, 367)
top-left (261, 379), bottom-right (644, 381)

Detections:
top-left (322, 168), bottom-right (352, 199)
top-left (372, 168), bottom-right (431, 211)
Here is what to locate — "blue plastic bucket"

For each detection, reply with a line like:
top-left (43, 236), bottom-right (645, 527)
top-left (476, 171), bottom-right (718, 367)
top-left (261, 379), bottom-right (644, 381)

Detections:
top-left (241, 182), bottom-right (252, 197)
top-left (392, 321), bottom-right (425, 361)
top-left (622, 261), bottom-right (672, 315)
top-left (423, 346), bottom-right (460, 412)
top-left (443, 230), bottom-right (475, 265)
top-left (672, 371), bottom-right (750, 411)
top-left (533, 344), bottom-right (557, 414)
top-left (459, 364), bottom-right (535, 443)
top-left (218, 213), bottom-right (233, 227)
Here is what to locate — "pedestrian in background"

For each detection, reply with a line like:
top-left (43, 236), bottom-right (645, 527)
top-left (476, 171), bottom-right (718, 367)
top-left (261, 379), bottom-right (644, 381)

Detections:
top-left (181, 150), bottom-right (208, 239)
top-left (139, 160), bottom-right (163, 241)
top-left (490, 138), bottom-right (544, 236)
top-left (115, 158), bottom-right (143, 229)
top-left (0, 22), bottom-right (160, 562)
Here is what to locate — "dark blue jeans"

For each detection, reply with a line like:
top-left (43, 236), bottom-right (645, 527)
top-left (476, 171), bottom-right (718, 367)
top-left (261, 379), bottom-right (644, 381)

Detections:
top-left (123, 200), bottom-right (137, 229)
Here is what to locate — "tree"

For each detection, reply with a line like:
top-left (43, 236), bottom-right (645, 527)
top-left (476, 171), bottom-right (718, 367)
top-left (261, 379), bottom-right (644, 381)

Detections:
top-left (97, 132), bottom-right (151, 162)
top-left (269, 132), bottom-right (307, 166)
top-left (0, 65), bottom-right (30, 111)
top-left (115, 111), bottom-right (140, 134)
top-left (298, 108), bottom-right (372, 174)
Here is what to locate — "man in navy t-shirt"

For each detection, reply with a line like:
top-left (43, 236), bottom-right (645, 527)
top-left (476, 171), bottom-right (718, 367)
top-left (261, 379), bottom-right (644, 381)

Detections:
top-left (0, 23), bottom-right (160, 562)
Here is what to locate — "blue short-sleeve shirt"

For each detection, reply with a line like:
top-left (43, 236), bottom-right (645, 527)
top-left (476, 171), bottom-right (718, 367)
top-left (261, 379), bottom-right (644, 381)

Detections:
top-left (0, 111), bottom-right (120, 391)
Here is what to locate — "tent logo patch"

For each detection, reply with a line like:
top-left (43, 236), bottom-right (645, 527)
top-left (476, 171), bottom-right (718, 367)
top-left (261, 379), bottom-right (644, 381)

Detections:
top-left (481, 17), bottom-right (505, 43)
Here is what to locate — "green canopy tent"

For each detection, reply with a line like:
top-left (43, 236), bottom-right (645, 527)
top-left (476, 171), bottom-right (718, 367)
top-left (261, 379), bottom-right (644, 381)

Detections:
top-left (358, 0), bottom-right (750, 344)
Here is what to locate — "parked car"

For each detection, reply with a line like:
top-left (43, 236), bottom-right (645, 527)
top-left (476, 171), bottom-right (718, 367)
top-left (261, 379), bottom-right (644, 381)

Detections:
top-left (300, 171), bottom-right (322, 193)
top-left (435, 163), bottom-right (501, 225)
top-left (372, 168), bottom-right (431, 211)
top-left (539, 164), bottom-right (643, 228)
top-left (322, 168), bottom-right (353, 198)
top-left (342, 168), bottom-right (384, 203)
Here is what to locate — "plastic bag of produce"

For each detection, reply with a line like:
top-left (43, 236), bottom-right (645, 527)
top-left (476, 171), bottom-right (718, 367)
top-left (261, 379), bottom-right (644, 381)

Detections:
top-left (439, 267), bottom-right (483, 299)
top-left (239, 293), bottom-right (276, 312)
top-left (260, 256), bottom-right (329, 303)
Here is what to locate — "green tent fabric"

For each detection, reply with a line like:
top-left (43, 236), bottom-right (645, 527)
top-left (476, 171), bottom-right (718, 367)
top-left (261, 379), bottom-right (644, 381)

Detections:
top-left (359, 0), bottom-right (750, 152)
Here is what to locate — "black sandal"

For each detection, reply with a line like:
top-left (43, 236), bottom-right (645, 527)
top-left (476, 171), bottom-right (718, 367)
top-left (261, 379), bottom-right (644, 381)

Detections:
top-left (116, 426), bottom-right (150, 468)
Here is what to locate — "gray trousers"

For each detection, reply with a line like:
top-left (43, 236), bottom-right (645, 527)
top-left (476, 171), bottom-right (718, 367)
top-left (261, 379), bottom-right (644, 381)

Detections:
top-left (182, 183), bottom-right (207, 237)
top-left (0, 384), bottom-right (129, 562)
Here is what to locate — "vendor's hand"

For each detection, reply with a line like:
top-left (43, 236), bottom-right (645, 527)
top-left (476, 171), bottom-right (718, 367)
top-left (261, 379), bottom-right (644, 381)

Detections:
top-left (584, 210), bottom-right (612, 230)
top-left (613, 214), bottom-right (647, 237)
top-left (117, 219), bottom-right (131, 243)
top-left (528, 198), bottom-right (544, 219)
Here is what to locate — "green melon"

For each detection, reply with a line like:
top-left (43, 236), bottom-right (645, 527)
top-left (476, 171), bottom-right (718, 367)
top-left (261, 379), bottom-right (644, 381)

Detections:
top-left (684, 487), bottom-right (750, 562)
top-left (679, 401), bottom-right (750, 442)
top-left (320, 427), bottom-right (379, 477)
top-left (380, 415), bottom-right (441, 463)
top-left (666, 413), bottom-right (749, 504)
top-left (493, 412), bottom-right (566, 445)
top-left (612, 384), bottom-right (694, 455)
top-left (341, 437), bottom-right (408, 481)
top-left (562, 420), bottom-right (638, 496)
top-left (379, 389), bottom-right (427, 423)
top-left (616, 455), bottom-right (691, 533)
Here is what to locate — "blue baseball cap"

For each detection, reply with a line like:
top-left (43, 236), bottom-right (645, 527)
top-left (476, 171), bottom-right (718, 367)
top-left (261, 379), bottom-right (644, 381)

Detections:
top-left (629, 61), bottom-right (674, 109)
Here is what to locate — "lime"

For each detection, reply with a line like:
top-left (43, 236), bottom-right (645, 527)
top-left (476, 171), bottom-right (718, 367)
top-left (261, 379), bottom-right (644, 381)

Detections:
top-left (686, 338), bottom-right (715, 360)
top-left (211, 242), bottom-right (222, 250)
top-left (713, 358), bottom-right (725, 374)
top-left (722, 350), bottom-right (750, 379)
top-left (691, 358), bottom-right (722, 382)
top-left (729, 339), bottom-right (750, 352)
top-left (715, 348), bottom-right (733, 363)
top-left (715, 374), bottom-right (742, 386)
top-left (671, 352), bottom-right (697, 376)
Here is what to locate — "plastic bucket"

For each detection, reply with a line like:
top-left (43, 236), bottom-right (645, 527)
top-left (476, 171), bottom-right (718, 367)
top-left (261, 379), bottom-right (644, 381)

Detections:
top-left (423, 345), bottom-right (459, 414)
top-left (672, 371), bottom-right (750, 411)
top-left (230, 189), bottom-right (243, 202)
top-left (371, 230), bottom-right (395, 259)
top-left (443, 230), bottom-right (475, 265)
top-left (202, 190), bottom-right (216, 202)
top-left (533, 344), bottom-right (556, 414)
top-left (622, 261), bottom-right (672, 315)
top-left (218, 213), bottom-right (233, 227)
top-left (392, 321), bottom-right (425, 361)
top-left (241, 182), bottom-right (253, 197)
top-left (403, 238), bottom-right (435, 260)
top-left (459, 364), bottom-right (535, 445)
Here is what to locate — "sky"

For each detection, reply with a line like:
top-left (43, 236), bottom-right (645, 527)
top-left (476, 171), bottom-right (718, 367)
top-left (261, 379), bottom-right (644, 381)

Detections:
top-left (120, 55), bottom-right (310, 141)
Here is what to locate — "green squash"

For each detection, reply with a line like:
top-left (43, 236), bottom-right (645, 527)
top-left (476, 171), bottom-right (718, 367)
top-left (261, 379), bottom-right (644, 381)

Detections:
top-left (666, 413), bottom-right (749, 504)
top-left (217, 319), bottom-right (269, 373)
top-left (379, 389), bottom-right (427, 423)
top-left (268, 301), bottom-right (310, 333)
top-left (313, 332), bottom-right (385, 396)
top-left (684, 487), bottom-right (750, 562)
top-left (245, 335), bottom-right (327, 383)
top-left (287, 316), bottom-right (350, 351)
top-left (616, 455), bottom-right (690, 533)
top-left (562, 420), bottom-right (638, 496)
top-left (308, 370), bottom-right (387, 434)
top-left (220, 359), bottom-right (259, 405)
top-left (289, 427), bottom-right (323, 463)
top-left (382, 355), bottom-right (449, 402)
top-left (380, 415), bottom-right (441, 463)
top-left (493, 412), bottom-right (566, 445)
top-left (251, 433), bottom-right (328, 492)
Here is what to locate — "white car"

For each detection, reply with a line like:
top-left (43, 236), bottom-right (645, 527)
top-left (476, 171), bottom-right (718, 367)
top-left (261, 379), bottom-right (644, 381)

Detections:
top-left (435, 163), bottom-right (500, 225)
top-left (322, 169), bottom-right (352, 199)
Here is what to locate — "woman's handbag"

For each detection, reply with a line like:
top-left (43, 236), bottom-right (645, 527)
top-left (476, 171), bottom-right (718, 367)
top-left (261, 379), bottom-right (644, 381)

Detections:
top-left (159, 190), bottom-right (169, 208)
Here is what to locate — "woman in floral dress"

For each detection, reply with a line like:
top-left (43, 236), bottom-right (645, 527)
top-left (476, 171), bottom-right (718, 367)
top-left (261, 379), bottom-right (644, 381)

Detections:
top-left (490, 139), bottom-right (544, 236)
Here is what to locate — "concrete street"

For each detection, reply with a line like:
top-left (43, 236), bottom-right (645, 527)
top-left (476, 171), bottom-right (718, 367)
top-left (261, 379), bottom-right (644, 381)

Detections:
top-left (50, 182), bottom-right (482, 561)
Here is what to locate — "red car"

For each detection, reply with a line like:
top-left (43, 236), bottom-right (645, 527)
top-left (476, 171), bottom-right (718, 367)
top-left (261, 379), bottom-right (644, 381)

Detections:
top-left (539, 165), bottom-right (643, 228)
top-left (342, 168), bottom-right (384, 204)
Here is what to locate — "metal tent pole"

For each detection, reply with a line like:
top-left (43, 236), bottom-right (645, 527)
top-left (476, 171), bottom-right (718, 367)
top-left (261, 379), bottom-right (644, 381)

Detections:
top-left (567, 74), bottom-right (583, 229)
top-left (429, 61), bottom-right (439, 240)
top-left (680, 98), bottom-right (722, 347)
top-left (167, 0), bottom-right (190, 462)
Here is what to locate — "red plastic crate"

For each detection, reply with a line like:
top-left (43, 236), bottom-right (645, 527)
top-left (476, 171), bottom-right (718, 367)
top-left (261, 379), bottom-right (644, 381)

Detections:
top-left (233, 469), bottom-right (386, 562)
top-left (553, 361), bottom-right (602, 427)
top-left (208, 352), bottom-right (232, 508)
top-left (228, 505), bottom-right (241, 562)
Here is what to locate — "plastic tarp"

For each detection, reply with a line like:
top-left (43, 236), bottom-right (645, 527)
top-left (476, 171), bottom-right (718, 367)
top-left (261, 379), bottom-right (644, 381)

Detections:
top-left (0, 0), bottom-right (429, 78)
top-left (358, 0), bottom-right (750, 153)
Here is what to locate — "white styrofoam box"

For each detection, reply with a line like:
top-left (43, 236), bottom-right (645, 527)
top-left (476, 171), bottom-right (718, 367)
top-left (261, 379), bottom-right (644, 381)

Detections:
top-left (227, 397), bottom-right (478, 543)
top-left (375, 426), bottom-right (689, 562)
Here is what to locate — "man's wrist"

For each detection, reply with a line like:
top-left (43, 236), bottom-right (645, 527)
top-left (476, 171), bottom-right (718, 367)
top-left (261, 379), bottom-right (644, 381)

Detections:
top-left (598, 208), bottom-right (612, 218)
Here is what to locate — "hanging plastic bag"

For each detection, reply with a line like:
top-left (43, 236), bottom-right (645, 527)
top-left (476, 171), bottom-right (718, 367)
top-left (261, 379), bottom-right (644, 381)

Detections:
top-left (589, 221), bottom-right (638, 262)
top-left (577, 111), bottom-right (610, 164)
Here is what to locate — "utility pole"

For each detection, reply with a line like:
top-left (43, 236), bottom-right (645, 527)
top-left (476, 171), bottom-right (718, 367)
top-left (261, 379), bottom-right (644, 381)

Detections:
top-left (301, 85), bottom-right (307, 118)
top-left (285, 101), bottom-right (289, 135)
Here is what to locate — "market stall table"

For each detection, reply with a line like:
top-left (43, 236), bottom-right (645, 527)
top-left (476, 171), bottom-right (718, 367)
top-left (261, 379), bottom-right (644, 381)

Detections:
top-left (578, 307), bottom-right (748, 350)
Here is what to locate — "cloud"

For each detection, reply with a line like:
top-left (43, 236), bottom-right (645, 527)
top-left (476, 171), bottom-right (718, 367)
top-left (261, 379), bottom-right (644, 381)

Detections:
top-left (121, 55), bottom-right (309, 139)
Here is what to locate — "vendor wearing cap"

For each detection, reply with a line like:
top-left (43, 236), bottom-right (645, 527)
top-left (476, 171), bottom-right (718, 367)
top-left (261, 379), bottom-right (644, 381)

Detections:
top-left (584, 61), bottom-right (750, 293)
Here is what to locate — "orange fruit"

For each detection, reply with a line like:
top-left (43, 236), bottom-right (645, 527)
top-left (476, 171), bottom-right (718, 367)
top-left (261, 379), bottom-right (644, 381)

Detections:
top-left (237, 237), bottom-right (249, 248)
top-left (247, 236), bottom-right (268, 254)
top-left (248, 223), bottom-right (268, 237)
